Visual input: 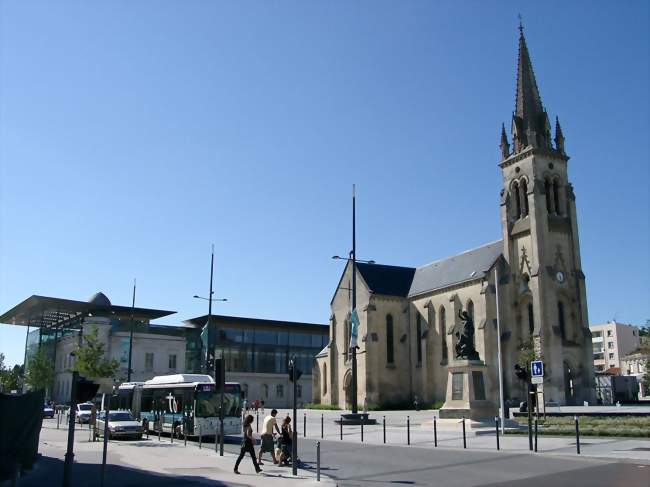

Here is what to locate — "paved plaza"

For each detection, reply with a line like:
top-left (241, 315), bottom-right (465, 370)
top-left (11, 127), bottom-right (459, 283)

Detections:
top-left (20, 410), bottom-right (650, 486)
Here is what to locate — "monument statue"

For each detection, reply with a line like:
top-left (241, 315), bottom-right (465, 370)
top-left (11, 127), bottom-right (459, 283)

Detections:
top-left (455, 310), bottom-right (480, 361)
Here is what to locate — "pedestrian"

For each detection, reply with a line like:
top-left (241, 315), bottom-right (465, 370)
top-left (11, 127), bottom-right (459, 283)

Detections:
top-left (363, 397), bottom-right (368, 414)
top-left (260, 400), bottom-right (265, 414)
top-left (258, 409), bottom-right (281, 465)
top-left (278, 416), bottom-right (293, 466)
top-left (413, 395), bottom-right (420, 411)
top-left (242, 398), bottom-right (248, 414)
top-left (234, 415), bottom-right (263, 475)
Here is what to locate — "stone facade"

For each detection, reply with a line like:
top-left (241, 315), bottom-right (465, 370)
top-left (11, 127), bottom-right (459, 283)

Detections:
top-left (314, 27), bottom-right (596, 410)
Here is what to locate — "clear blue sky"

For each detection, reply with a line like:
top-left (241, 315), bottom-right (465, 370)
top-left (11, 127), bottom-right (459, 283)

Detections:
top-left (1, 1), bottom-right (648, 366)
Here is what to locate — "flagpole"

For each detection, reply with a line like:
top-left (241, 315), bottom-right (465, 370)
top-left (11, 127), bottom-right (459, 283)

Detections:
top-left (495, 265), bottom-right (505, 433)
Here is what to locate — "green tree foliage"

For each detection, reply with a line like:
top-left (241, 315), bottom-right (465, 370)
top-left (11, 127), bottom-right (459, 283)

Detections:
top-left (25, 348), bottom-right (54, 391)
top-left (516, 337), bottom-right (542, 371)
top-left (72, 326), bottom-right (119, 379)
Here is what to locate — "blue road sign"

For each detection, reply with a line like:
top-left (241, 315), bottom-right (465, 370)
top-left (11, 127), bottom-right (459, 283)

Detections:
top-left (531, 360), bottom-right (544, 378)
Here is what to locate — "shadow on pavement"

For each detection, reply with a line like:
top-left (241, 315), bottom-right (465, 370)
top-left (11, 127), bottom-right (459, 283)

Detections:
top-left (15, 454), bottom-right (230, 486)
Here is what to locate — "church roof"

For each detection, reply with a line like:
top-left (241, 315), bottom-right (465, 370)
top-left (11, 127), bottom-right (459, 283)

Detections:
top-left (408, 240), bottom-right (503, 298)
top-left (356, 262), bottom-right (416, 298)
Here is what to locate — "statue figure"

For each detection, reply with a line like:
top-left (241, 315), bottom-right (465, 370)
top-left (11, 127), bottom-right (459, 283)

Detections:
top-left (455, 310), bottom-right (480, 361)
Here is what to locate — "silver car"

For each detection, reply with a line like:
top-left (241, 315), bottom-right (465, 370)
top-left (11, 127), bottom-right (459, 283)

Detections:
top-left (95, 410), bottom-right (143, 440)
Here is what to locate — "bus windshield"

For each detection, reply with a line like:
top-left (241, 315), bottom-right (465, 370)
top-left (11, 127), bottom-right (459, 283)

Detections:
top-left (196, 385), bottom-right (241, 418)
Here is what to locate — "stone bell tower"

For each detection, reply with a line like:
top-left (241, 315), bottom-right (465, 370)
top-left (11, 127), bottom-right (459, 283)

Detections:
top-left (498, 24), bottom-right (595, 405)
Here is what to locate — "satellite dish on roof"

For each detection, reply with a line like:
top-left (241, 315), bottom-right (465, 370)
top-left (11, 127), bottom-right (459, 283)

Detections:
top-left (88, 292), bottom-right (111, 307)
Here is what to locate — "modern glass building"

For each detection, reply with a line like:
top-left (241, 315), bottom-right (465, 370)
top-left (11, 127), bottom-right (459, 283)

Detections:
top-left (184, 315), bottom-right (328, 408)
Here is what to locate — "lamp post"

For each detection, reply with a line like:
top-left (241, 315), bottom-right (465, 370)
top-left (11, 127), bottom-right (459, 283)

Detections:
top-left (332, 185), bottom-right (375, 415)
top-left (194, 244), bottom-right (227, 455)
top-left (127, 279), bottom-right (136, 383)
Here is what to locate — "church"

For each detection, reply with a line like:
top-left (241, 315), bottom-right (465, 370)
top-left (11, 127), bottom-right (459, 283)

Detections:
top-left (313, 26), bottom-right (596, 410)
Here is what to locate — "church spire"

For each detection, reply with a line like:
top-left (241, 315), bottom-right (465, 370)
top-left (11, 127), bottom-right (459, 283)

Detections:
top-left (511, 22), bottom-right (551, 153)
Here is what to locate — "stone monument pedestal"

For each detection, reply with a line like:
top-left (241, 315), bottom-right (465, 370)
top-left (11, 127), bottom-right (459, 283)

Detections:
top-left (439, 360), bottom-right (497, 420)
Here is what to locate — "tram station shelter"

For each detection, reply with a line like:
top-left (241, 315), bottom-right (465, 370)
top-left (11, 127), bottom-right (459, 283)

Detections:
top-left (1, 292), bottom-right (328, 408)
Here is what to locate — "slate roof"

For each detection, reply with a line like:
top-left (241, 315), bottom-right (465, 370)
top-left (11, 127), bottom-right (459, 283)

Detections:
top-left (356, 262), bottom-right (416, 298)
top-left (408, 240), bottom-right (503, 298)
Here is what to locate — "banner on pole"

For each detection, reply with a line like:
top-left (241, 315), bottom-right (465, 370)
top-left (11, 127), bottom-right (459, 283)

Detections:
top-left (350, 309), bottom-right (360, 349)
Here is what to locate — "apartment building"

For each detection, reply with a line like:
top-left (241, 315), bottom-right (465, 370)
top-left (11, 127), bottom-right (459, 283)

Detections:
top-left (590, 321), bottom-right (641, 372)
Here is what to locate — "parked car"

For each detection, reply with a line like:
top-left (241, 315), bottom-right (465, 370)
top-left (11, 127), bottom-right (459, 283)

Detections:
top-left (95, 410), bottom-right (143, 440)
top-left (43, 404), bottom-right (55, 419)
top-left (71, 402), bottom-right (94, 423)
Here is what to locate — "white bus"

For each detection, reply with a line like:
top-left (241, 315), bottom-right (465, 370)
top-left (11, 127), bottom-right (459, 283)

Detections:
top-left (116, 374), bottom-right (242, 437)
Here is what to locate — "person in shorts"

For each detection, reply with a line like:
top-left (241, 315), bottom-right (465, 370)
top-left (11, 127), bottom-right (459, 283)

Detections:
top-left (258, 409), bottom-right (280, 465)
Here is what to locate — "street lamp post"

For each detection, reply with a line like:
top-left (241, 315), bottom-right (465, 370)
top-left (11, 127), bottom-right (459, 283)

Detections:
top-left (194, 244), bottom-right (227, 455)
top-left (332, 185), bottom-right (375, 416)
top-left (127, 279), bottom-right (136, 383)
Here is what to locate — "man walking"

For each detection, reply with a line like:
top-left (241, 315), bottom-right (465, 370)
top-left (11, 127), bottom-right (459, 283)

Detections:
top-left (258, 409), bottom-right (281, 465)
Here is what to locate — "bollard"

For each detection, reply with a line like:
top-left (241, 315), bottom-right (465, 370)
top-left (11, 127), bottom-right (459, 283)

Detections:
top-left (316, 441), bottom-right (321, 482)
top-left (407, 416), bottom-right (410, 445)
top-left (304, 413), bottom-right (307, 438)
top-left (383, 416), bottom-right (386, 444)
top-left (462, 417), bottom-right (467, 449)
top-left (184, 418), bottom-right (187, 447)
top-left (340, 416), bottom-right (343, 440)
top-left (158, 426), bottom-right (161, 442)
top-left (199, 425), bottom-right (202, 449)
top-left (321, 414), bottom-right (324, 439)
top-left (534, 418), bottom-right (538, 452)
top-left (57, 410), bottom-right (60, 429)
top-left (215, 425), bottom-right (218, 453)
top-left (433, 417), bottom-right (437, 447)
top-left (361, 417), bottom-right (364, 443)
top-left (574, 416), bottom-right (580, 455)
top-left (495, 417), bottom-right (500, 450)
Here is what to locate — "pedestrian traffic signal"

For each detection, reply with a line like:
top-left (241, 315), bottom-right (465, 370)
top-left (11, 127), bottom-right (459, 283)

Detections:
top-left (288, 362), bottom-right (302, 382)
top-left (75, 376), bottom-right (99, 403)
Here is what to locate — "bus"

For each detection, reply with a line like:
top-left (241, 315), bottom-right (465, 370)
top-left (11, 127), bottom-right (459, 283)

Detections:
top-left (116, 374), bottom-right (242, 438)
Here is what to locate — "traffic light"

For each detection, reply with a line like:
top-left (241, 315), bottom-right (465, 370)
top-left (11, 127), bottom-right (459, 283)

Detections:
top-left (75, 376), bottom-right (99, 403)
top-left (288, 362), bottom-right (302, 382)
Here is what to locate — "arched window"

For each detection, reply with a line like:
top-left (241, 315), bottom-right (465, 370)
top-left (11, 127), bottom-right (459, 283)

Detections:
top-left (386, 315), bottom-right (394, 364)
top-left (545, 179), bottom-right (553, 213)
top-left (558, 301), bottom-right (566, 340)
top-left (323, 363), bottom-right (327, 395)
top-left (416, 313), bottom-right (422, 364)
top-left (262, 384), bottom-right (269, 399)
top-left (440, 306), bottom-right (447, 360)
top-left (527, 303), bottom-right (534, 336)
top-left (276, 384), bottom-right (284, 398)
top-left (466, 300), bottom-right (474, 321)
top-left (513, 181), bottom-right (521, 219)
top-left (553, 179), bottom-right (561, 215)
top-left (521, 179), bottom-right (529, 216)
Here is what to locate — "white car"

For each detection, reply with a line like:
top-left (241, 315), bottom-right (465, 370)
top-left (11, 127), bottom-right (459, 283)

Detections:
top-left (75, 402), bottom-right (94, 423)
top-left (95, 410), bottom-right (143, 440)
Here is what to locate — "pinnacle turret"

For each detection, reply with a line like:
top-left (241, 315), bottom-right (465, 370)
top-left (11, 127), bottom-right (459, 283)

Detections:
top-left (555, 116), bottom-right (565, 154)
top-left (500, 123), bottom-right (510, 160)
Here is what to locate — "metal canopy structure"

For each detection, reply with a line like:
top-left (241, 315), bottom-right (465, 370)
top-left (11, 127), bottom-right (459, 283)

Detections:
top-left (0, 294), bottom-right (176, 331)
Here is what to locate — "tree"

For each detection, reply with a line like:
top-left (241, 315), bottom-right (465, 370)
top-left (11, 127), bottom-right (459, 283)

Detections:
top-left (25, 348), bottom-right (54, 392)
top-left (72, 326), bottom-right (119, 379)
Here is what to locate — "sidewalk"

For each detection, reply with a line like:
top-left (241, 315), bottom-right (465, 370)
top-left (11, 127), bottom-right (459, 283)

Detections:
top-left (269, 408), bottom-right (650, 463)
top-left (21, 420), bottom-right (335, 487)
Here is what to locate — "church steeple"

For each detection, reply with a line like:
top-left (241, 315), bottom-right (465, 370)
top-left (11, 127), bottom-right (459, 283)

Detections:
top-left (511, 23), bottom-right (552, 154)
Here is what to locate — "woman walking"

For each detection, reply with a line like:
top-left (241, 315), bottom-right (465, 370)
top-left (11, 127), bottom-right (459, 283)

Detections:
top-left (234, 414), bottom-right (262, 474)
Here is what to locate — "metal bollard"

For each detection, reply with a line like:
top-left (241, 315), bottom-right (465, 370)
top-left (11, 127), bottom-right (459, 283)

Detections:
top-left (407, 416), bottom-right (410, 445)
top-left (215, 425), bottom-right (218, 453)
top-left (184, 418), bottom-right (187, 447)
top-left (199, 425), bottom-right (202, 449)
top-left (495, 417), bottom-right (500, 450)
top-left (433, 417), bottom-right (437, 447)
top-left (462, 417), bottom-right (467, 449)
top-left (158, 426), bottom-right (161, 442)
top-left (361, 417), bottom-right (364, 442)
top-left (57, 410), bottom-right (60, 429)
top-left (321, 414), bottom-right (324, 439)
top-left (316, 441), bottom-right (321, 482)
top-left (304, 413), bottom-right (307, 438)
top-left (534, 418), bottom-right (538, 452)
top-left (340, 416), bottom-right (343, 440)
top-left (383, 416), bottom-right (386, 444)
top-left (574, 416), bottom-right (580, 455)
